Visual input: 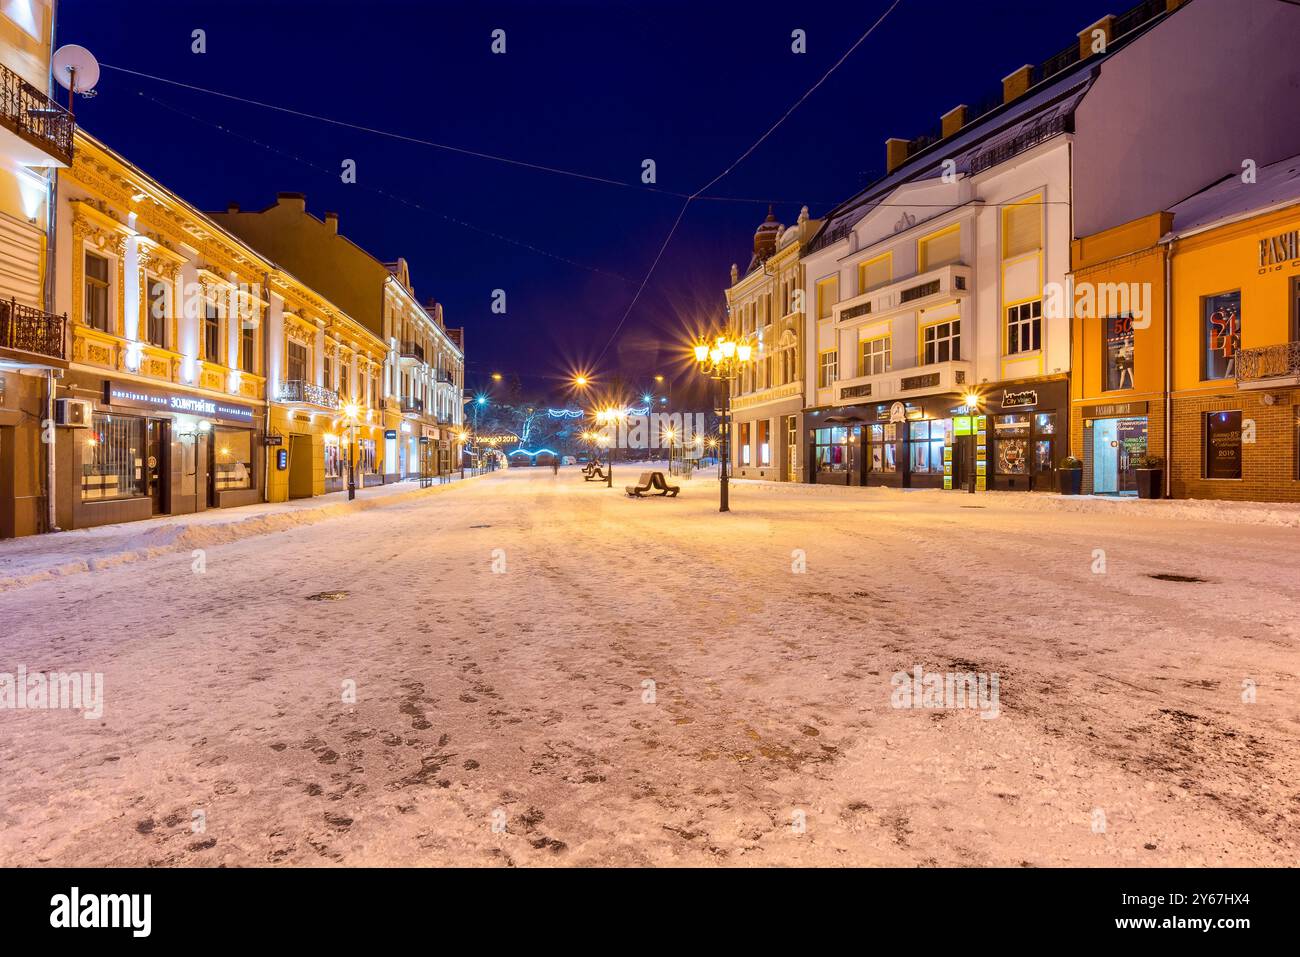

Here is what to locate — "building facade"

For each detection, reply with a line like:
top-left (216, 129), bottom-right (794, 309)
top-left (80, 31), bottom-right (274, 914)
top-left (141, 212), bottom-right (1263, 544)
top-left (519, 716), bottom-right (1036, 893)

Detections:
top-left (0, 0), bottom-right (69, 538)
top-left (725, 206), bottom-right (818, 482)
top-left (211, 195), bottom-right (465, 481)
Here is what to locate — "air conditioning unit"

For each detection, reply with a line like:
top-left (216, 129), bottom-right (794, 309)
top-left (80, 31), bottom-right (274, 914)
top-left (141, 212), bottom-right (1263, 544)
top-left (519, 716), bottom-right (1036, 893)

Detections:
top-left (55, 398), bottom-right (93, 428)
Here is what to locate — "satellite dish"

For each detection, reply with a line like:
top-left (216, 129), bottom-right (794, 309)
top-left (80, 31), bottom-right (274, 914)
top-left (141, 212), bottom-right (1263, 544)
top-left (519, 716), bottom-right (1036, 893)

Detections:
top-left (52, 44), bottom-right (100, 111)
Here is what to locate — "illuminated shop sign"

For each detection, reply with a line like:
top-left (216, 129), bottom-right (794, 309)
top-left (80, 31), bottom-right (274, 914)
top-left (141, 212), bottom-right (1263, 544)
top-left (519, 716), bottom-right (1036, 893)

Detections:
top-left (1259, 229), bottom-right (1299, 270)
top-left (103, 380), bottom-right (255, 424)
top-left (1001, 390), bottom-right (1038, 408)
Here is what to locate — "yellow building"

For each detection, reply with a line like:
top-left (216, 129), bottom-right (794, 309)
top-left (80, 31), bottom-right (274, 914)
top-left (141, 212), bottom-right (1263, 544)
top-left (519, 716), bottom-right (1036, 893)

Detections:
top-left (0, 0), bottom-right (68, 538)
top-left (1069, 212), bottom-right (1170, 494)
top-left (1072, 155), bottom-right (1300, 502)
top-left (1166, 159), bottom-right (1300, 501)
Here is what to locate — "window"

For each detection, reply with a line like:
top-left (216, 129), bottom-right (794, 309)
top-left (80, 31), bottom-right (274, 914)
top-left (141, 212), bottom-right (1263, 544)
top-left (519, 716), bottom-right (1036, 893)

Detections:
top-left (1002, 198), bottom-right (1042, 259)
top-left (739, 422), bottom-right (752, 466)
top-left (82, 414), bottom-right (146, 501)
top-left (359, 439), bottom-right (377, 475)
top-left (1202, 291), bottom-right (1241, 380)
top-left (145, 276), bottom-right (168, 347)
top-left (918, 225), bottom-right (960, 271)
top-left (203, 300), bottom-right (220, 363)
top-left (213, 427), bottom-right (253, 491)
top-left (239, 321), bottom-right (255, 374)
top-left (757, 420), bottom-right (771, 466)
top-left (323, 355), bottom-right (334, 391)
top-left (860, 336), bottom-right (891, 377)
top-left (817, 350), bottom-right (838, 388)
top-left (1204, 410), bottom-right (1242, 479)
top-left (907, 419), bottom-right (949, 474)
top-left (858, 254), bottom-right (891, 294)
top-left (866, 423), bottom-right (899, 473)
top-left (816, 276), bottom-right (839, 320)
top-left (1292, 277), bottom-right (1300, 342)
top-left (813, 426), bottom-right (850, 473)
top-left (923, 320), bottom-right (960, 364)
top-left (994, 414), bottom-right (1031, 475)
top-left (287, 341), bottom-right (308, 382)
top-left (1103, 315), bottom-right (1135, 391)
top-left (1006, 299), bottom-right (1042, 354)
top-left (84, 252), bottom-right (110, 331)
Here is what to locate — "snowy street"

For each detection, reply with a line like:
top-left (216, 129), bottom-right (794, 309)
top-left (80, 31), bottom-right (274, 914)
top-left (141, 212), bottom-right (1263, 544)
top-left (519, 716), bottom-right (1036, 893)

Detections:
top-left (0, 467), bottom-right (1296, 867)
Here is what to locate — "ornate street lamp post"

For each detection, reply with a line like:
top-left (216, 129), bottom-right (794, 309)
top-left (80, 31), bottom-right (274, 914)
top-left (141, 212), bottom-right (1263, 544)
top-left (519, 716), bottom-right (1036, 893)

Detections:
top-left (692, 334), bottom-right (753, 513)
top-left (343, 401), bottom-right (361, 501)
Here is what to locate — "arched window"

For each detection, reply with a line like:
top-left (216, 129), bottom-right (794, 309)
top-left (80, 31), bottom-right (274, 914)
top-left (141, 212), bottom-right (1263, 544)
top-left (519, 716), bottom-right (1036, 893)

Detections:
top-left (777, 330), bottom-right (798, 385)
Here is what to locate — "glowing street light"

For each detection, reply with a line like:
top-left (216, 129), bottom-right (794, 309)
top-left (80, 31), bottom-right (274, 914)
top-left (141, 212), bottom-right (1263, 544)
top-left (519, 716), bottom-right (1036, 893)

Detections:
top-left (691, 333), bottom-right (755, 513)
top-left (342, 401), bottom-right (362, 501)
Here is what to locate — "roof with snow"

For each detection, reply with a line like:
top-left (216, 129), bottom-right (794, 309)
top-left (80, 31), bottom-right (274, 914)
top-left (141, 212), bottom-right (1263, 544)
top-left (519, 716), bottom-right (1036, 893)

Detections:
top-left (1168, 154), bottom-right (1300, 236)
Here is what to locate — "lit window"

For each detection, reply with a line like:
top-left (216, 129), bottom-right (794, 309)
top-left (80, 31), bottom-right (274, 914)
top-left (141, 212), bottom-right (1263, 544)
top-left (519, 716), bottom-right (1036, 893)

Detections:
top-left (1006, 300), bottom-right (1042, 354)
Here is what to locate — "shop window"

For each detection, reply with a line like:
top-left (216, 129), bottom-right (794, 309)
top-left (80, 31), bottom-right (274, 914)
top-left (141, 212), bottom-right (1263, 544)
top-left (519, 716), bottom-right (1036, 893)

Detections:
top-left (287, 341), bottom-right (308, 382)
top-left (818, 350), bottom-right (838, 388)
top-left (84, 251), bottom-right (110, 331)
top-left (867, 423), bottom-right (899, 473)
top-left (739, 422), bottom-right (751, 466)
top-left (82, 414), bottom-right (146, 501)
top-left (213, 428), bottom-right (253, 491)
top-left (1103, 315), bottom-right (1135, 391)
top-left (203, 300), bottom-right (220, 363)
top-left (1202, 291), bottom-right (1241, 380)
top-left (813, 426), bottom-right (850, 472)
top-left (1295, 407), bottom-right (1300, 481)
top-left (359, 439), bottom-right (377, 475)
top-left (1204, 410), bottom-right (1242, 479)
top-left (923, 320), bottom-right (960, 364)
top-left (816, 276), bottom-right (839, 320)
top-left (860, 336), bottom-right (891, 377)
top-left (145, 276), bottom-right (168, 347)
top-left (1006, 300), bottom-right (1042, 355)
top-left (908, 419), bottom-right (949, 474)
top-left (325, 439), bottom-right (345, 479)
top-left (994, 414), bottom-right (1031, 475)
top-left (758, 420), bottom-right (771, 466)
top-left (1292, 277), bottom-right (1300, 342)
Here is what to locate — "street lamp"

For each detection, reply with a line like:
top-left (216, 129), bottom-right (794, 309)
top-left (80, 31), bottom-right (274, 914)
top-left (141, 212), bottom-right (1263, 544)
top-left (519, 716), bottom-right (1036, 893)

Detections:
top-left (692, 334), bottom-right (753, 512)
top-left (342, 401), bottom-right (361, 501)
top-left (594, 407), bottom-right (625, 488)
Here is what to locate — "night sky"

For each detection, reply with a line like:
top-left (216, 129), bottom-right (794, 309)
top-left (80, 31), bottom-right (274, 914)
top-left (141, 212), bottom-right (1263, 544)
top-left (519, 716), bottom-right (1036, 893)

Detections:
top-left (58, 0), bottom-right (1118, 404)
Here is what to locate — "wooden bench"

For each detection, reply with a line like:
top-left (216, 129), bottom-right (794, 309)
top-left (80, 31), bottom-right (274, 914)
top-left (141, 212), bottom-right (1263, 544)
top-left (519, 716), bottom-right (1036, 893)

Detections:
top-left (625, 472), bottom-right (654, 497)
top-left (584, 464), bottom-right (607, 482)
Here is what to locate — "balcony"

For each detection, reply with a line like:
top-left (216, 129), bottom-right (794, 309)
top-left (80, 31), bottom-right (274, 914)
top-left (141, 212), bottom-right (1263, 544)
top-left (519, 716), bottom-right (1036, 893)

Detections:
top-left (0, 299), bottom-right (67, 367)
top-left (277, 378), bottom-right (339, 409)
top-left (1236, 343), bottom-right (1300, 390)
top-left (434, 368), bottom-right (454, 384)
top-left (400, 397), bottom-right (424, 415)
top-left (0, 61), bottom-right (74, 166)
top-left (399, 341), bottom-right (424, 364)
top-left (835, 263), bottom-right (971, 326)
top-left (834, 358), bottom-right (973, 405)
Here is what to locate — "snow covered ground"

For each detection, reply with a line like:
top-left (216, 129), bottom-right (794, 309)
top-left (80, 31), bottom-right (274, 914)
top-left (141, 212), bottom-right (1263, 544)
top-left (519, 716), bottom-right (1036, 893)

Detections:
top-left (0, 465), bottom-right (1296, 867)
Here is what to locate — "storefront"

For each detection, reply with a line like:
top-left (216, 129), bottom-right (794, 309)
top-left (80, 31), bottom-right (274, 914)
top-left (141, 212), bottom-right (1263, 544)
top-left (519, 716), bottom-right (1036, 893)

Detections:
top-left (1080, 400), bottom-right (1149, 495)
top-left (56, 374), bottom-right (262, 530)
top-left (806, 376), bottom-right (1067, 491)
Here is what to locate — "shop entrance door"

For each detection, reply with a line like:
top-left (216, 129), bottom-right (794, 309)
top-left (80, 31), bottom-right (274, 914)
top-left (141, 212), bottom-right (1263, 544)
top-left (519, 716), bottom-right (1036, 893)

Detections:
top-left (1092, 417), bottom-right (1147, 494)
top-left (287, 434), bottom-right (314, 499)
top-left (785, 415), bottom-right (797, 481)
top-left (146, 419), bottom-right (168, 514)
top-left (952, 434), bottom-right (975, 491)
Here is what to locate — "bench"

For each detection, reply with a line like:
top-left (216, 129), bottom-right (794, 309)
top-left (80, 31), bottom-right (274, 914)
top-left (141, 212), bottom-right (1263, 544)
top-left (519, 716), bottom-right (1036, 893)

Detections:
top-left (651, 471), bottom-right (680, 497)
top-left (584, 464), bottom-right (607, 481)
top-left (625, 472), bottom-right (654, 497)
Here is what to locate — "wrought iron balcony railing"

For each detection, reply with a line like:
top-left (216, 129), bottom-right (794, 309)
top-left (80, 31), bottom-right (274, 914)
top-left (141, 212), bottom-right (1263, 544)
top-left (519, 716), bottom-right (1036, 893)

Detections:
top-left (1236, 343), bottom-right (1300, 384)
top-left (0, 61), bottom-right (74, 164)
top-left (401, 397), bottom-right (424, 414)
top-left (434, 368), bottom-right (454, 384)
top-left (277, 378), bottom-right (339, 409)
top-left (0, 298), bottom-right (66, 361)
top-left (399, 341), bottom-right (424, 361)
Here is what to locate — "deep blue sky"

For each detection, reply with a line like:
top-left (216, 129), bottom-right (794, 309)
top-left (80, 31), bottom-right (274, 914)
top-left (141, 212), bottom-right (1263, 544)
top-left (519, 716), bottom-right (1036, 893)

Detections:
top-left (59, 0), bottom-right (1120, 402)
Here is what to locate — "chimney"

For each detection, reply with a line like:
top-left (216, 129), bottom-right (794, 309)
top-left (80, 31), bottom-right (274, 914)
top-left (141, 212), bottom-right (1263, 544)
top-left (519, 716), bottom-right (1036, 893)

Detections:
top-left (324, 211), bottom-right (339, 234)
top-left (1002, 65), bottom-right (1033, 104)
top-left (226, 202), bottom-right (240, 214)
top-left (941, 105), bottom-right (968, 139)
top-left (885, 138), bottom-right (910, 174)
top-left (1078, 15), bottom-right (1116, 59)
top-left (276, 191), bottom-right (307, 213)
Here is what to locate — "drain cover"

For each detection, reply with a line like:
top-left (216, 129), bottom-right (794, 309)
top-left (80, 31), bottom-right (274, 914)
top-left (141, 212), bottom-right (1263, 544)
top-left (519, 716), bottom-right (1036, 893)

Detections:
top-left (959, 505), bottom-right (986, 509)
top-left (1147, 573), bottom-right (1207, 583)
top-left (307, 591), bottom-right (349, 601)
top-left (469, 524), bottom-right (492, 529)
